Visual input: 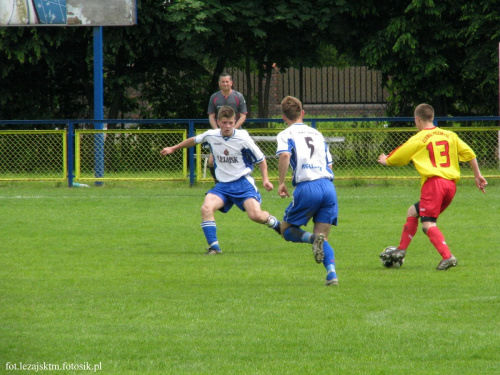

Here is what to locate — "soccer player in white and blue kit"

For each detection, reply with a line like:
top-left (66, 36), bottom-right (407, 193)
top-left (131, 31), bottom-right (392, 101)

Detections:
top-left (160, 106), bottom-right (280, 254)
top-left (276, 96), bottom-right (339, 286)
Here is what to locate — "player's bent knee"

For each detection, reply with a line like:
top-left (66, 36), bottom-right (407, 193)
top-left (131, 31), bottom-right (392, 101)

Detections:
top-left (247, 211), bottom-right (264, 223)
top-left (201, 204), bottom-right (215, 217)
top-left (407, 204), bottom-right (419, 217)
top-left (421, 217), bottom-right (437, 235)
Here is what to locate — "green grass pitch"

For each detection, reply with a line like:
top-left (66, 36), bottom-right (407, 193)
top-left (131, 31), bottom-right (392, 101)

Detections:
top-left (0, 180), bottom-right (498, 374)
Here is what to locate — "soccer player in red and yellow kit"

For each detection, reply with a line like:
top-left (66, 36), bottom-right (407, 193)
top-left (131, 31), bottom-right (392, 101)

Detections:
top-left (377, 103), bottom-right (487, 270)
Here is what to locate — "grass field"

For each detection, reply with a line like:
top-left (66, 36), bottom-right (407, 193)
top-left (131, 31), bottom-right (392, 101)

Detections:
top-left (0, 180), bottom-right (498, 374)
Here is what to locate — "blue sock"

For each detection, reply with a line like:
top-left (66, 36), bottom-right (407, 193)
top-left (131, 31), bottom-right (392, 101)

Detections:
top-left (323, 242), bottom-right (336, 279)
top-left (283, 227), bottom-right (313, 244)
top-left (201, 221), bottom-right (220, 250)
top-left (326, 265), bottom-right (337, 281)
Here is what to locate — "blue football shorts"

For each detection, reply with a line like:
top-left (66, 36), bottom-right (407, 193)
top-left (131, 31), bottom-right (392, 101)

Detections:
top-left (207, 176), bottom-right (262, 213)
top-left (283, 178), bottom-right (338, 226)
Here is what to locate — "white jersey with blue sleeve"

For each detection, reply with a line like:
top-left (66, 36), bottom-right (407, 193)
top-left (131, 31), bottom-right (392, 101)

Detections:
top-left (195, 129), bottom-right (265, 183)
top-left (276, 123), bottom-right (334, 186)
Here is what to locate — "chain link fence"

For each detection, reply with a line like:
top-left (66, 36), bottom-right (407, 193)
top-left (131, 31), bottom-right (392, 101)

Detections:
top-left (75, 129), bottom-right (187, 180)
top-left (0, 130), bottom-right (66, 181)
top-left (316, 127), bottom-right (499, 180)
top-left (0, 120), bottom-right (498, 184)
top-left (196, 127), bottom-right (499, 182)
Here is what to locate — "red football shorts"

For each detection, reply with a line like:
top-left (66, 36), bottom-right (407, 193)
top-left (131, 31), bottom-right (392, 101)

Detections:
top-left (419, 176), bottom-right (457, 218)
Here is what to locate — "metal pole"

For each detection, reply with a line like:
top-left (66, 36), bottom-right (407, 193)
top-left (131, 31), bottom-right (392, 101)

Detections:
top-left (94, 26), bottom-right (104, 186)
top-left (67, 121), bottom-right (74, 187)
top-left (189, 120), bottom-right (195, 186)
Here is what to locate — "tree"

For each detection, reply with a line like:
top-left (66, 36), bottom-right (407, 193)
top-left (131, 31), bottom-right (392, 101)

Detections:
top-left (348, 0), bottom-right (499, 116)
top-left (458, 0), bottom-right (500, 115)
top-left (0, 27), bottom-right (93, 121)
top-left (230, 0), bottom-right (349, 118)
top-left (1, 0), bottom-right (498, 120)
top-left (101, 0), bottom-right (216, 120)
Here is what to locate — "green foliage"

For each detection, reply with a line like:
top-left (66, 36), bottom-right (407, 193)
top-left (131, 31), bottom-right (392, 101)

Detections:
top-left (0, 0), bottom-right (498, 120)
top-left (0, 28), bottom-right (93, 120)
top-left (356, 0), bottom-right (499, 116)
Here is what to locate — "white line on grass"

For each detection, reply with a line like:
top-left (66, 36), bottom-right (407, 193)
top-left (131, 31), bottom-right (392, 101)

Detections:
top-left (0, 194), bottom-right (416, 200)
top-left (0, 195), bottom-right (200, 200)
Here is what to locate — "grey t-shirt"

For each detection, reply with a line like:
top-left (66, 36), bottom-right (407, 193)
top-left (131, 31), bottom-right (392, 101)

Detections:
top-left (207, 90), bottom-right (247, 119)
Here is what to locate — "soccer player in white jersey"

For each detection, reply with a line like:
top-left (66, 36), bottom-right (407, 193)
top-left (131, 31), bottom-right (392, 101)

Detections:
top-left (276, 96), bottom-right (339, 286)
top-left (160, 106), bottom-right (280, 254)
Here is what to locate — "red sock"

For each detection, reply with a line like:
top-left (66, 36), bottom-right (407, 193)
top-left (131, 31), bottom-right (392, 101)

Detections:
top-left (398, 217), bottom-right (418, 250)
top-left (426, 226), bottom-right (451, 259)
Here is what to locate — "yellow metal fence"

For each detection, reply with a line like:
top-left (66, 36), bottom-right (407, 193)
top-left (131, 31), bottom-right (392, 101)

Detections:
top-left (197, 128), bottom-right (500, 182)
top-left (0, 127), bottom-right (498, 183)
top-left (75, 129), bottom-right (187, 181)
top-left (0, 130), bottom-right (67, 181)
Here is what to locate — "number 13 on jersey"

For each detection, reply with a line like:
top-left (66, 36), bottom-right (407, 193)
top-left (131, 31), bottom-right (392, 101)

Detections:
top-left (427, 140), bottom-right (450, 168)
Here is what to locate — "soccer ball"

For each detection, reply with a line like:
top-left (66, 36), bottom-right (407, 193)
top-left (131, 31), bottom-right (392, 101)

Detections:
top-left (380, 246), bottom-right (405, 268)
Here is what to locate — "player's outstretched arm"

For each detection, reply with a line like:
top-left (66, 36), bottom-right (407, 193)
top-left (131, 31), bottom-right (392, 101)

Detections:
top-left (469, 158), bottom-right (487, 194)
top-left (160, 137), bottom-right (196, 156)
